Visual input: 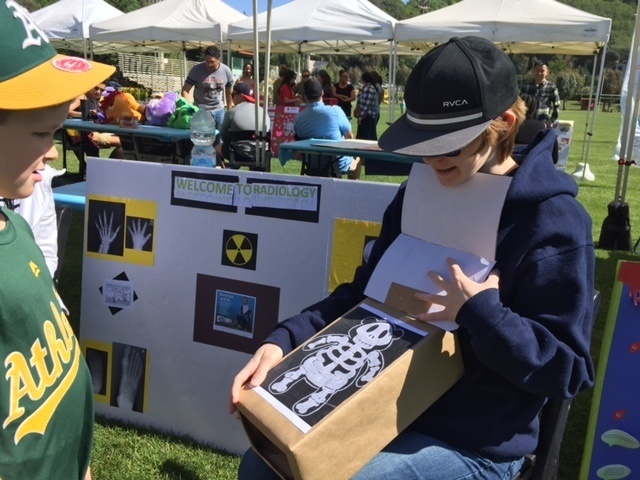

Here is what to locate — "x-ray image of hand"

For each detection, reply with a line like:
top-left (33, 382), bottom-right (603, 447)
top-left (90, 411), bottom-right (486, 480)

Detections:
top-left (128, 219), bottom-right (152, 250)
top-left (116, 346), bottom-right (144, 410)
top-left (96, 210), bottom-right (121, 254)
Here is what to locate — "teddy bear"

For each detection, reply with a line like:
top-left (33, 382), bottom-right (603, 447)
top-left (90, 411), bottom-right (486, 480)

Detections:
top-left (145, 92), bottom-right (179, 126)
top-left (167, 98), bottom-right (198, 129)
top-left (100, 89), bottom-right (145, 125)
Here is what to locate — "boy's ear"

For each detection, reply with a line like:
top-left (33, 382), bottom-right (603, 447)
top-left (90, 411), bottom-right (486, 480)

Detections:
top-left (502, 110), bottom-right (517, 129)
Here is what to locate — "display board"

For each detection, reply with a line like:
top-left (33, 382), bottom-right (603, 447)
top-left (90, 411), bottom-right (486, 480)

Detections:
top-left (79, 158), bottom-right (398, 454)
top-left (581, 261), bottom-right (640, 480)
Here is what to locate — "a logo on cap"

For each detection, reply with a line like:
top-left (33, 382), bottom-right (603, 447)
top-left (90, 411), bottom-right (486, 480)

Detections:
top-left (52, 57), bottom-right (93, 73)
top-left (7, 0), bottom-right (49, 49)
top-left (443, 99), bottom-right (468, 108)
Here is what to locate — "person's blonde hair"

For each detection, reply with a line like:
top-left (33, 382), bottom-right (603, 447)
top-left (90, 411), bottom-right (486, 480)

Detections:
top-left (472, 97), bottom-right (526, 162)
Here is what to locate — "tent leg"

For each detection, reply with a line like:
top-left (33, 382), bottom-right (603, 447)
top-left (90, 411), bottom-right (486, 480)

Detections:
top-left (578, 45), bottom-right (608, 182)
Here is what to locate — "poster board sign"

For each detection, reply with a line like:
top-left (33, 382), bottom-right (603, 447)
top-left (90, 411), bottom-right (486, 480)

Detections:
top-left (580, 261), bottom-right (640, 479)
top-left (79, 158), bottom-right (398, 454)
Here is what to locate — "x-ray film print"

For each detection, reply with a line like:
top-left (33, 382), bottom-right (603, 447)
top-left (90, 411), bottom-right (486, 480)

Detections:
top-left (82, 340), bottom-right (113, 405)
top-left (329, 218), bottom-right (382, 292)
top-left (86, 195), bottom-right (157, 266)
top-left (258, 304), bottom-right (424, 432)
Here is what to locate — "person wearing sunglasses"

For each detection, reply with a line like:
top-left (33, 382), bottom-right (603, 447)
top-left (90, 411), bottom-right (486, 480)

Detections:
top-left (295, 69), bottom-right (311, 99)
top-left (231, 36), bottom-right (594, 480)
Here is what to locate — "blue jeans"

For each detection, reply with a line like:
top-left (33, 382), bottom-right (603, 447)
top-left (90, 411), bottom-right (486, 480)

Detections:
top-left (209, 109), bottom-right (225, 163)
top-left (237, 430), bottom-right (525, 480)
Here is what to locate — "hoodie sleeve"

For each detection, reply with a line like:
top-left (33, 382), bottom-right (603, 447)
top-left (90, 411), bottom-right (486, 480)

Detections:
top-left (266, 186), bottom-right (405, 354)
top-left (456, 234), bottom-right (595, 399)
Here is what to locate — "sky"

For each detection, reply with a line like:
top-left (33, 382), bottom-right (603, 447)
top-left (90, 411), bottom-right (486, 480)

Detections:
top-left (223, 0), bottom-right (294, 16)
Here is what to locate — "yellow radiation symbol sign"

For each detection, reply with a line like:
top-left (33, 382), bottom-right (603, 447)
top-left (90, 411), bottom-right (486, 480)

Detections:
top-left (225, 234), bottom-right (254, 265)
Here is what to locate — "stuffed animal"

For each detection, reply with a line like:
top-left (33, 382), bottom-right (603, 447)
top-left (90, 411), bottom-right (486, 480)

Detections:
top-left (145, 92), bottom-right (179, 126)
top-left (100, 90), bottom-right (145, 125)
top-left (168, 98), bottom-right (198, 129)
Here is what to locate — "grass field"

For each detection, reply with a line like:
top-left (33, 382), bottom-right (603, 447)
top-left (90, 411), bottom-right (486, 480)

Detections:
top-left (50, 102), bottom-right (639, 479)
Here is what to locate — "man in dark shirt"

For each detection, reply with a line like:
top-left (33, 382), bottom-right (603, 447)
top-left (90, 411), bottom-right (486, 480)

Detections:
top-left (520, 60), bottom-right (560, 125)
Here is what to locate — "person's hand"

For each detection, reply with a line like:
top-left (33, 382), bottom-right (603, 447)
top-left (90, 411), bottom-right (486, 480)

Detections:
top-left (413, 258), bottom-right (500, 323)
top-left (128, 219), bottom-right (152, 250)
top-left (229, 344), bottom-right (283, 414)
top-left (96, 210), bottom-right (121, 254)
top-left (116, 346), bottom-right (144, 410)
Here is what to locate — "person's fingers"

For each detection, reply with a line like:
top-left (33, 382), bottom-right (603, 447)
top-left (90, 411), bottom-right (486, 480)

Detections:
top-left (229, 362), bottom-right (257, 413)
top-left (230, 346), bottom-right (283, 413)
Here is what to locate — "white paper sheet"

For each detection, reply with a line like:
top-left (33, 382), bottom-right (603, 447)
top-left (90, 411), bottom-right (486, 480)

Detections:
top-left (364, 233), bottom-right (494, 313)
top-left (402, 163), bottom-right (511, 261)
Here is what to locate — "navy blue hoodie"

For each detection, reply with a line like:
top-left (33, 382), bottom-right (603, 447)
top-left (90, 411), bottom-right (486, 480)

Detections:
top-left (266, 130), bottom-right (595, 460)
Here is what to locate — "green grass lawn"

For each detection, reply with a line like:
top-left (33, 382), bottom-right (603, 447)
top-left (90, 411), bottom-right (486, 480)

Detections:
top-left (51, 102), bottom-right (638, 479)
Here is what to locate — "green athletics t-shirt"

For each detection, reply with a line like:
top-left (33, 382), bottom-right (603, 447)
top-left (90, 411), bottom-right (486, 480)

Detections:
top-left (0, 208), bottom-right (93, 480)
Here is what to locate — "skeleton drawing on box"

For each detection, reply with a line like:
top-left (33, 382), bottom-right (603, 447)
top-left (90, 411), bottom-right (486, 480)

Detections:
top-left (269, 318), bottom-right (403, 416)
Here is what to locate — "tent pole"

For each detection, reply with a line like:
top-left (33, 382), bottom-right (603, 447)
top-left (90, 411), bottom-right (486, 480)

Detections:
top-left (252, 0), bottom-right (260, 169)
top-left (387, 40), bottom-right (395, 125)
top-left (578, 44), bottom-right (608, 181)
top-left (598, 7), bottom-right (639, 250)
top-left (577, 52), bottom-right (598, 169)
top-left (259, 0), bottom-right (274, 171)
top-left (619, 32), bottom-right (640, 201)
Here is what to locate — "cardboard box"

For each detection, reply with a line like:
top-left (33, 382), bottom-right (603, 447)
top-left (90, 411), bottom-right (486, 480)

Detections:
top-left (236, 298), bottom-right (463, 480)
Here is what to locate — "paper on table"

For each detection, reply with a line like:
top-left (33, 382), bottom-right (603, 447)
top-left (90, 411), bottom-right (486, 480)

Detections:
top-left (310, 139), bottom-right (382, 151)
top-left (402, 163), bottom-right (511, 261)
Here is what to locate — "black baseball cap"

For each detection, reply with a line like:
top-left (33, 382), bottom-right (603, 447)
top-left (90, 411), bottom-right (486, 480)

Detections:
top-left (379, 36), bottom-right (519, 157)
top-left (233, 82), bottom-right (255, 103)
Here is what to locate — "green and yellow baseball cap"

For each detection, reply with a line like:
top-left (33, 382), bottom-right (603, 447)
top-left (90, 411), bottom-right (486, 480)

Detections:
top-left (0, 0), bottom-right (115, 110)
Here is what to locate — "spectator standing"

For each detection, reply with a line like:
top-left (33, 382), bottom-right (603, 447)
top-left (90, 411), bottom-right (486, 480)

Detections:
top-left (317, 69), bottom-right (334, 99)
top-left (520, 60), bottom-right (560, 125)
top-left (371, 71), bottom-right (384, 128)
top-left (181, 45), bottom-right (234, 132)
top-left (294, 77), bottom-right (360, 179)
top-left (355, 71), bottom-right (379, 140)
top-left (295, 69), bottom-right (311, 98)
top-left (334, 70), bottom-right (356, 119)
top-left (0, 2), bottom-right (114, 478)
top-left (515, 93), bottom-right (558, 164)
top-left (236, 62), bottom-right (255, 96)
top-left (279, 69), bottom-right (298, 107)
top-left (271, 64), bottom-right (288, 107)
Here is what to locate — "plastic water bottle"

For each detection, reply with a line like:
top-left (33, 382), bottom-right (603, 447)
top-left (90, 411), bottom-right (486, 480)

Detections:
top-left (190, 105), bottom-right (216, 168)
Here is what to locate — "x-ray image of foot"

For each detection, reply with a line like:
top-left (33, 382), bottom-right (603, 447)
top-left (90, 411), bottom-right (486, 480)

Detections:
top-left (116, 346), bottom-right (144, 410)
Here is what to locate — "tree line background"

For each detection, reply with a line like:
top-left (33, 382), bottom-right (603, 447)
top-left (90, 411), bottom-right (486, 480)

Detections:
top-left (18, 0), bottom-right (638, 99)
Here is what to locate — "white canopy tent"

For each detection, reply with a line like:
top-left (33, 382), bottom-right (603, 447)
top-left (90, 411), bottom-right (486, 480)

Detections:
top-left (227, 0), bottom-right (398, 56)
top-left (393, 0), bottom-right (611, 55)
top-left (89, 0), bottom-right (247, 53)
top-left (31, 0), bottom-right (123, 55)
